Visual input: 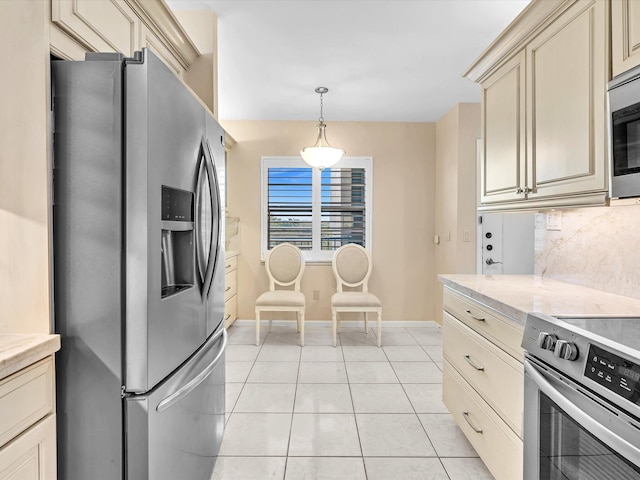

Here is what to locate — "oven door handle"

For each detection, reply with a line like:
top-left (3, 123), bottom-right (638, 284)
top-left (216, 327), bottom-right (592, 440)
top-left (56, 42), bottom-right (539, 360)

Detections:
top-left (524, 360), bottom-right (640, 466)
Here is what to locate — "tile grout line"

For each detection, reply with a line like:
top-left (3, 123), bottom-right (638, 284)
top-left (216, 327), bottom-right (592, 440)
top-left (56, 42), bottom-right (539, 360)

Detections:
top-left (340, 330), bottom-right (368, 480)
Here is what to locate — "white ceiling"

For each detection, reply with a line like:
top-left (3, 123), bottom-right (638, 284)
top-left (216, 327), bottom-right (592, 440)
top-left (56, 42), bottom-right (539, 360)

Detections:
top-left (169, 0), bottom-right (530, 122)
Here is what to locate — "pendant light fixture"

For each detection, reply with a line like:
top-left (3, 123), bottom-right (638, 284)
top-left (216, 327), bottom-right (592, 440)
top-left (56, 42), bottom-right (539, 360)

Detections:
top-left (300, 87), bottom-right (345, 170)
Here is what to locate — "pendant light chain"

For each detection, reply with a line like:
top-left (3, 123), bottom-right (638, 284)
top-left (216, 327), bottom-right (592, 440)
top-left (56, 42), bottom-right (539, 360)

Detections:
top-left (319, 91), bottom-right (324, 123)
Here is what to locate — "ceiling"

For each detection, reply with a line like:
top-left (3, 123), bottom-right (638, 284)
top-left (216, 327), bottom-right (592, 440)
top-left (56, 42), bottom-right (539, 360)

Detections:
top-left (168, 0), bottom-right (530, 122)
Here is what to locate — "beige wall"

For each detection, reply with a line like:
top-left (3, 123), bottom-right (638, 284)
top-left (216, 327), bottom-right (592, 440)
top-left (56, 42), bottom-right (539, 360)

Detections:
top-left (0, 2), bottom-right (51, 333)
top-left (172, 9), bottom-right (218, 118)
top-left (434, 103), bottom-right (480, 320)
top-left (223, 120), bottom-right (437, 321)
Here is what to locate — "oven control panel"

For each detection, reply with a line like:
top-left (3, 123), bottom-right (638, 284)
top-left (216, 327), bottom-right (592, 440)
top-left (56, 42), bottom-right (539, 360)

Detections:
top-left (585, 344), bottom-right (640, 404)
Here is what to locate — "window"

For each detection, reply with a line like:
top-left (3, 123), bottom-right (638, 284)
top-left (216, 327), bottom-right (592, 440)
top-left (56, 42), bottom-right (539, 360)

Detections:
top-left (261, 157), bottom-right (373, 262)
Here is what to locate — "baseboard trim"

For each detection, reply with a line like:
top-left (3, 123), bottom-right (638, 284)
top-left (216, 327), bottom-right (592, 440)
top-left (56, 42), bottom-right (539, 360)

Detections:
top-left (230, 319), bottom-right (440, 328)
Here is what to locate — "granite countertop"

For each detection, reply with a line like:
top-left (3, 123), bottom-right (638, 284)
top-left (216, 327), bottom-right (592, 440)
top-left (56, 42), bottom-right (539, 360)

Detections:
top-left (439, 274), bottom-right (640, 325)
top-left (0, 334), bottom-right (61, 380)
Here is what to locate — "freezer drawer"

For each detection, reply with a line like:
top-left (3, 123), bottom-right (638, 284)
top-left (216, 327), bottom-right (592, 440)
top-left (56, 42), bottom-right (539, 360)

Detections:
top-left (125, 327), bottom-right (226, 480)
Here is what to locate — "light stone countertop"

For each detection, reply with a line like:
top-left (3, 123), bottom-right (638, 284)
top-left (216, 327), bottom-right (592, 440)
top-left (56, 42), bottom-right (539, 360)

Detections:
top-left (438, 274), bottom-right (640, 325)
top-left (0, 334), bottom-right (61, 380)
top-left (225, 250), bottom-right (238, 259)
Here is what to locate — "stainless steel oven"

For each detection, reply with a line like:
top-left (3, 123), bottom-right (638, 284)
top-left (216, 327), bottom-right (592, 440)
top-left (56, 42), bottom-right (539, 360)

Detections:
top-left (522, 313), bottom-right (640, 480)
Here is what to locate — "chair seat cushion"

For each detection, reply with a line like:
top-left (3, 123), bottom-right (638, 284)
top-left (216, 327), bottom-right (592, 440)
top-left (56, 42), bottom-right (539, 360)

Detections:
top-left (256, 290), bottom-right (305, 307)
top-left (331, 292), bottom-right (381, 308)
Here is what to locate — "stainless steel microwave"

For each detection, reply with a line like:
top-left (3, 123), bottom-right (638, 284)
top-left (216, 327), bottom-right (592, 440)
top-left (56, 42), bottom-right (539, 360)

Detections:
top-left (608, 66), bottom-right (640, 198)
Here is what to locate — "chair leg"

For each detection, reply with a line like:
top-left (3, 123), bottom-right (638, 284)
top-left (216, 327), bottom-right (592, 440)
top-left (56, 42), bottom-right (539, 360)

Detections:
top-left (377, 310), bottom-right (382, 348)
top-left (255, 310), bottom-right (261, 346)
top-left (299, 310), bottom-right (305, 347)
top-left (332, 309), bottom-right (337, 348)
top-left (297, 314), bottom-right (301, 333)
top-left (364, 312), bottom-right (368, 333)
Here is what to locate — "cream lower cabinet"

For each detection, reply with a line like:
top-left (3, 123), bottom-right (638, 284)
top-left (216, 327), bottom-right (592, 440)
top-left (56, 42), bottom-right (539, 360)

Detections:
top-left (612, 0), bottom-right (640, 77)
top-left (0, 357), bottom-right (56, 479)
top-left (442, 287), bottom-right (524, 480)
top-left (224, 252), bottom-right (238, 328)
top-left (475, 0), bottom-right (609, 210)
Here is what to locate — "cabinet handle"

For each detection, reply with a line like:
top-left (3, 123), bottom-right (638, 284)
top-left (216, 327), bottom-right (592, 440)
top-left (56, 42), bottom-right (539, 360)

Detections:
top-left (463, 354), bottom-right (485, 371)
top-left (225, 286), bottom-right (231, 292)
top-left (225, 264), bottom-right (232, 268)
top-left (224, 314), bottom-right (231, 321)
top-left (465, 309), bottom-right (485, 322)
top-left (463, 411), bottom-right (483, 434)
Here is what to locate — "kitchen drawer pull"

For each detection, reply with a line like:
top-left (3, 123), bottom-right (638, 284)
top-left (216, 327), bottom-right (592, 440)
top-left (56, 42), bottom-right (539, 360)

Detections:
top-left (463, 411), bottom-right (483, 434)
top-left (225, 286), bottom-right (231, 292)
top-left (463, 354), bottom-right (485, 371)
top-left (225, 264), bottom-right (232, 268)
top-left (224, 314), bottom-right (231, 321)
top-left (465, 309), bottom-right (485, 322)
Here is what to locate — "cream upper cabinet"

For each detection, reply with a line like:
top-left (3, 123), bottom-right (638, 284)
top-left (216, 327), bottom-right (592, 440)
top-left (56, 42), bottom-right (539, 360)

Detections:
top-left (526, 0), bottom-right (608, 200)
top-left (50, 0), bottom-right (198, 83)
top-left (612, 0), bottom-right (640, 77)
top-left (480, 52), bottom-right (527, 204)
top-left (139, 23), bottom-right (186, 79)
top-left (51, 0), bottom-right (139, 56)
top-left (470, 0), bottom-right (610, 211)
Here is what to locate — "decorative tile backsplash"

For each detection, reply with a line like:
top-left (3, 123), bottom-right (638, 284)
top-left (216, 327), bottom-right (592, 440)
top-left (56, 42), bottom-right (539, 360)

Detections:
top-left (534, 205), bottom-right (640, 300)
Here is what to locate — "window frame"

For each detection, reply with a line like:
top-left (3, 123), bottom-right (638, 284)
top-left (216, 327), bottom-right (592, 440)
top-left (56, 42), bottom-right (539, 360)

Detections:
top-left (261, 156), bottom-right (373, 263)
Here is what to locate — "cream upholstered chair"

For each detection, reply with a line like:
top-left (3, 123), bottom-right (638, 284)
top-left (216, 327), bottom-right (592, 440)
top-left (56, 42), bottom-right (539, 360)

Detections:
top-left (255, 243), bottom-right (306, 346)
top-left (331, 243), bottom-right (382, 347)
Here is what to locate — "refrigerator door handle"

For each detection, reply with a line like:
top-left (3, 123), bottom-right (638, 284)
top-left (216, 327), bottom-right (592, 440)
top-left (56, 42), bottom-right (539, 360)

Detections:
top-left (201, 138), bottom-right (222, 298)
top-left (194, 144), bottom-right (207, 285)
top-left (156, 327), bottom-right (227, 413)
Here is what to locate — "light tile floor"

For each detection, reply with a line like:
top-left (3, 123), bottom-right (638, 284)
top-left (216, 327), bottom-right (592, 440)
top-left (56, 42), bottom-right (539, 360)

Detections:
top-left (213, 322), bottom-right (495, 480)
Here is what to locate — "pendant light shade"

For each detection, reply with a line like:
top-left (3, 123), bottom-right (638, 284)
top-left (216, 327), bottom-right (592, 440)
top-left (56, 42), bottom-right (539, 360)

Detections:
top-left (300, 87), bottom-right (345, 170)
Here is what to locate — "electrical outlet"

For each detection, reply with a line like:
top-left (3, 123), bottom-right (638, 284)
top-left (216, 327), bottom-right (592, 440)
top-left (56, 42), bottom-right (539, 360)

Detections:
top-left (546, 211), bottom-right (562, 231)
top-left (313, 290), bottom-right (320, 300)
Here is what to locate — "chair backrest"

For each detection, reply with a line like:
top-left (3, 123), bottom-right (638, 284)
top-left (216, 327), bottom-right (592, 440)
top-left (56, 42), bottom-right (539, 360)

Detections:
top-left (265, 243), bottom-right (305, 291)
top-left (332, 243), bottom-right (372, 293)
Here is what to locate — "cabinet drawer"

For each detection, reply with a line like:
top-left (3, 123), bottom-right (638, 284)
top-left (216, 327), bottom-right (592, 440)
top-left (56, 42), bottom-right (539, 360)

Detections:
top-left (444, 288), bottom-right (524, 360)
top-left (225, 255), bottom-right (238, 274)
top-left (443, 312), bottom-right (523, 437)
top-left (0, 414), bottom-right (56, 480)
top-left (443, 361), bottom-right (523, 480)
top-left (224, 296), bottom-right (237, 328)
top-left (225, 270), bottom-right (237, 301)
top-left (0, 357), bottom-right (54, 448)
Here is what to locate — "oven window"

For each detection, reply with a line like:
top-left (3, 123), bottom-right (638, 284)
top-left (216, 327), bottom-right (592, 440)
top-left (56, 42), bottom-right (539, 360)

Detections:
top-left (612, 102), bottom-right (640, 176)
top-left (539, 392), bottom-right (640, 479)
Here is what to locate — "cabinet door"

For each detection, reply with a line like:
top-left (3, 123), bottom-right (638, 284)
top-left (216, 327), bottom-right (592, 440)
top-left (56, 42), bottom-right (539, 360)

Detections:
top-left (0, 415), bottom-right (56, 480)
top-left (480, 52), bottom-right (527, 204)
top-left (51, 0), bottom-right (139, 56)
top-left (612, 0), bottom-right (640, 77)
top-left (526, 0), bottom-right (608, 199)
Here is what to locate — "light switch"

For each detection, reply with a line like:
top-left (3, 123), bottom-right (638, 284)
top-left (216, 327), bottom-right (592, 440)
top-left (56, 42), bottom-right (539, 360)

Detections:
top-left (463, 230), bottom-right (471, 242)
top-left (434, 235), bottom-right (440, 245)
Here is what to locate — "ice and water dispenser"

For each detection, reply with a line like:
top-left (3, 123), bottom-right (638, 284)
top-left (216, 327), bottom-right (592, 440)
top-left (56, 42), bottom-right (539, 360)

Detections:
top-left (161, 186), bottom-right (195, 298)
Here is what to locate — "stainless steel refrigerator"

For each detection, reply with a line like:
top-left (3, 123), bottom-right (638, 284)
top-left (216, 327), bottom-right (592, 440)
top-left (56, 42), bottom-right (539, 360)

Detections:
top-left (52, 49), bottom-right (226, 480)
